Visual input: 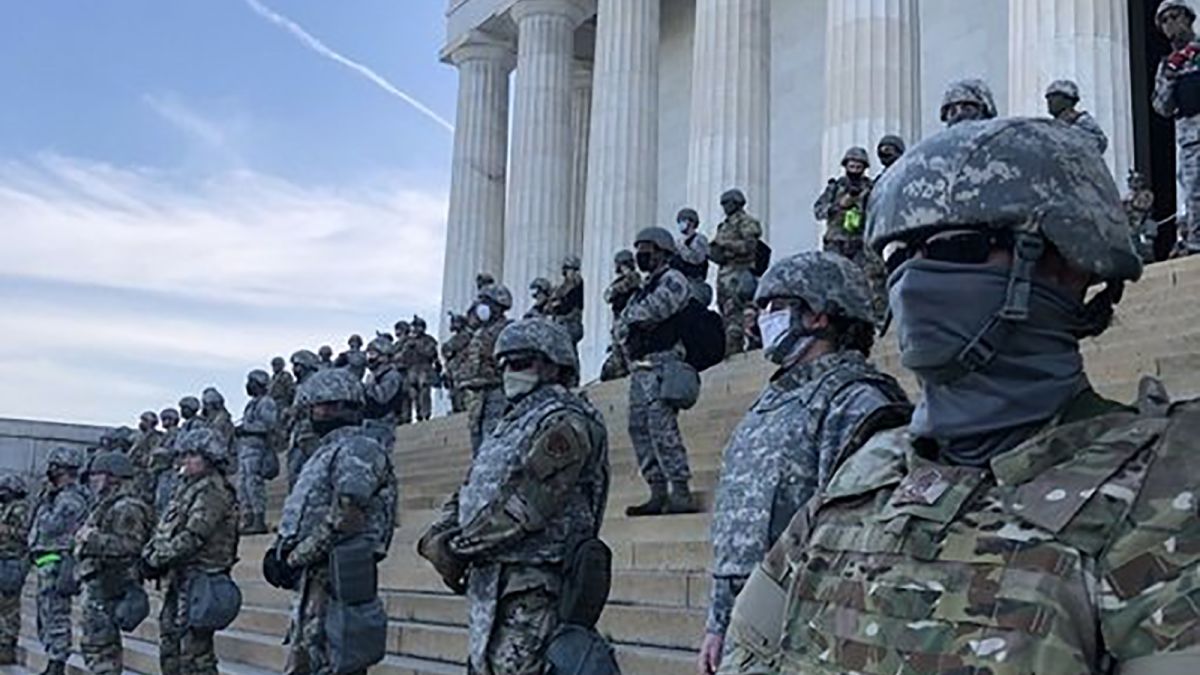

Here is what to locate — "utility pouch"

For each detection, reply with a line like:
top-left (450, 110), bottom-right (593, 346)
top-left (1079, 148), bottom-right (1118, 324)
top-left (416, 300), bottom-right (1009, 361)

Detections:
top-left (324, 596), bottom-right (387, 674)
top-left (114, 584), bottom-right (150, 631)
top-left (0, 558), bottom-right (29, 595)
top-left (55, 555), bottom-right (80, 597)
top-left (260, 449), bottom-right (280, 481)
top-left (1177, 71), bottom-right (1200, 118)
top-left (727, 565), bottom-right (786, 658)
top-left (658, 360), bottom-right (701, 411)
top-left (329, 536), bottom-right (378, 605)
top-left (187, 571), bottom-right (242, 631)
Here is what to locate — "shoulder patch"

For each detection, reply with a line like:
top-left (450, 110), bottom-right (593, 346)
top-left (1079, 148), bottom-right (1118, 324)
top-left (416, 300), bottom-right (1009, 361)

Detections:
top-left (527, 411), bottom-right (590, 480)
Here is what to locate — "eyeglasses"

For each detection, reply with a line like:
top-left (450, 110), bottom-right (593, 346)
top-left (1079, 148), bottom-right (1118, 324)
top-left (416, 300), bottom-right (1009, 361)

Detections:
top-left (883, 229), bottom-right (1012, 275)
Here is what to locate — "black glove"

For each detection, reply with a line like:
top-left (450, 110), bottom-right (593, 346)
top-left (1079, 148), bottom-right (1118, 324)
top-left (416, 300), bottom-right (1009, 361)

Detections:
top-left (139, 556), bottom-right (162, 582)
top-left (416, 527), bottom-right (467, 595)
top-left (262, 542), bottom-right (301, 590)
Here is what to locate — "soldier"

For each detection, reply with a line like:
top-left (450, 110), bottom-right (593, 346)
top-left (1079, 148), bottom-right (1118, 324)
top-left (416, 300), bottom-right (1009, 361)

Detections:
top-left (1045, 79), bottom-right (1108, 155)
top-left (151, 408), bottom-right (181, 515)
top-left (200, 387), bottom-right (235, 453)
top-left (442, 313), bottom-right (472, 414)
top-left (75, 452), bottom-right (153, 675)
top-left (236, 369), bottom-right (279, 534)
top-left (142, 429), bottom-right (238, 675)
top-left (475, 271), bottom-right (496, 292)
top-left (317, 345), bottom-right (334, 369)
top-left (1155, 0), bottom-right (1200, 255)
top-left (268, 356), bottom-right (297, 409)
top-left (939, 77), bottom-right (998, 126)
top-left (363, 335), bottom-right (404, 449)
top-left (460, 284), bottom-right (514, 454)
top-left (708, 189), bottom-right (764, 356)
top-left (179, 396), bottom-right (204, 433)
top-left (674, 207), bottom-right (713, 307)
top-left (128, 410), bottom-right (162, 497)
top-left (399, 316), bottom-right (441, 422)
top-left (549, 255), bottom-right (585, 346)
top-left (335, 334), bottom-right (368, 380)
top-left (29, 447), bottom-right (91, 675)
top-left (525, 277), bottom-right (554, 319)
top-left (1125, 169), bottom-right (1159, 262)
top-left (815, 146), bottom-right (874, 261)
top-left (0, 474), bottom-right (30, 666)
top-left (718, 118), bottom-right (1200, 674)
top-left (417, 319), bottom-right (609, 674)
top-left (876, 134), bottom-right (906, 173)
top-left (600, 250), bottom-right (642, 382)
top-left (621, 227), bottom-right (698, 516)
top-left (390, 321), bottom-right (414, 424)
top-left (267, 368), bottom-right (396, 675)
top-left (285, 349), bottom-right (323, 488)
top-left (696, 252), bottom-right (910, 673)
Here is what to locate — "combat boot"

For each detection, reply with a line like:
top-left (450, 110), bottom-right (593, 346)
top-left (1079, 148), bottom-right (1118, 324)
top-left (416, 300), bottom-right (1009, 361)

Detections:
top-left (625, 482), bottom-right (668, 517)
top-left (0, 644), bottom-right (15, 665)
top-left (40, 659), bottom-right (65, 675)
top-left (665, 481), bottom-right (701, 514)
top-left (243, 513), bottom-right (269, 535)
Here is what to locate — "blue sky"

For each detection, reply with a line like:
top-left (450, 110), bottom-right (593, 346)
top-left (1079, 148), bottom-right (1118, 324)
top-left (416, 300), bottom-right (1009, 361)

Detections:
top-left (0, 1), bottom-right (457, 425)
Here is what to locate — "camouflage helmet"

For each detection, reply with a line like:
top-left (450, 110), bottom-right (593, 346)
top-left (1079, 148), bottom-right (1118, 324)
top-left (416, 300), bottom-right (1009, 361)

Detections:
top-left (940, 78), bottom-right (998, 121)
top-left (270, 355), bottom-right (286, 370)
top-left (295, 367), bottom-right (365, 408)
top-left (1158, 0), bottom-right (1197, 25)
top-left (175, 428), bottom-right (228, 466)
top-left (411, 316), bottom-right (426, 330)
top-left (529, 277), bottom-right (553, 295)
top-left (348, 334), bottom-right (363, 349)
top-left (178, 396), bottom-right (201, 414)
top-left (247, 369), bottom-right (270, 388)
top-left (478, 283), bottom-right (513, 310)
top-left (160, 407), bottom-right (180, 424)
top-left (139, 410), bottom-right (158, 426)
top-left (1044, 79), bottom-right (1080, 101)
top-left (88, 451), bottom-right (135, 479)
top-left (476, 271), bottom-right (496, 288)
top-left (841, 146), bottom-right (871, 167)
top-left (720, 188), bottom-right (747, 208)
top-left (47, 446), bottom-right (84, 471)
top-left (290, 349), bottom-right (320, 371)
top-left (201, 387), bottom-right (224, 407)
top-left (877, 134), bottom-right (906, 153)
top-left (675, 207), bottom-right (700, 225)
top-left (613, 249), bottom-right (635, 266)
top-left (366, 335), bottom-right (394, 356)
top-left (755, 252), bottom-right (879, 325)
top-left (0, 473), bottom-right (27, 497)
top-left (1127, 169), bottom-right (1149, 190)
top-left (562, 255), bottom-right (581, 271)
top-left (494, 318), bottom-right (579, 375)
top-left (634, 226), bottom-right (677, 254)
top-left (867, 117), bottom-right (1142, 283)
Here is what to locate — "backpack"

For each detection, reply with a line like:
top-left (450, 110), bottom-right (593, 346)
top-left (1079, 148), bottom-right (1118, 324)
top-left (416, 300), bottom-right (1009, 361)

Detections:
top-left (678, 300), bottom-right (726, 372)
top-left (754, 240), bottom-right (772, 277)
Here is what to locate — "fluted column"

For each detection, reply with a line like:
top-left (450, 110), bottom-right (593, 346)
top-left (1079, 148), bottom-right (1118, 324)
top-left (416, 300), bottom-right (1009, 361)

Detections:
top-left (1008, 0), bottom-right (1134, 176)
top-left (439, 32), bottom-right (514, 337)
top-left (686, 0), bottom-right (770, 231)
top-left (568, 61), bottom-right (593, 258)
top-left (505, 0), bottom-right (590, 317)
top-left (579, 0), bottom-right (660, 381)
top-left (821, 0), bottom-right (921, 179)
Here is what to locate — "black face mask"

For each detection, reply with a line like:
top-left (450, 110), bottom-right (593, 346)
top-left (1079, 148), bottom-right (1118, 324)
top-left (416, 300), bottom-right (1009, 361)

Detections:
top-left (635, 252), bottom-right (658, 273)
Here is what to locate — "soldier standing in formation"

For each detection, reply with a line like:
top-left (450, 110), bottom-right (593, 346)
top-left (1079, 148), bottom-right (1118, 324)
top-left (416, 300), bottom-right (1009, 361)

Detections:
top-left (719, 117), bottom-right (1200, 674)
top-left (236, 369), bottom-right (279, 534)
top-left (1155, 0), bottom-right (1200, 255)
top-left (1125, 169), bottom-right (1159, 262)
top-left (697, 252), bottom-right (909, 673)
top-left (268, 356), bottom-right (297, 410)
top-left (549, 255), bottom-right (585, 347)
top-left (708, 189), bottom-right (764, 356)
top-left (363, 335), bottom-right (405, 449)
top-left (389, 321), bottom-right (414, 425)
top-left (317, 345), bottom-right (334, 369)
top-left (442, 313), bottom-right (472, 413)
top-left (815, 146), bottom-right (874, 261)
top-left (601, 249), bottom-right (642, 382)
top-left (142, 428), bottom-right (239, 675)
top-left (151, 408), bottom-right (181, 514)
top-left (127, 411), bottom-right (162, 495)
top-left (335, 334), bottom-right (367, 379)
top-left (526, 278), bottom-right (554, 319)
top-left (418, 319), bottom-right (609, 674)
top-left (268, 368), bottom-right (397, 674)
top-left (200, 387), bottom-right (235, 453)
top-left (29, 447), bottom-right (91, 675)
top-left (875, 134), bottom-right (905, 174)
top-left (1045, 79), bottom-right (1109, 155)
top-left (940, 77), bottom-right (998, 126)
top-left (400, 316), bottom-right (442, 422)
top-left (675, 207), bottom-right (713, 306)
top-left (285, 349), bottom-right (322, 488)
top-left (0, 474), bottom-right (30, 666)
top-left (179, 396), bottom-right (204, 433)
top-left (622, 227), bottom-right (699, 516)
top-left (460, 284), bottom-right (514, 454)
top-left (76, 452), bottom-right (152, 675)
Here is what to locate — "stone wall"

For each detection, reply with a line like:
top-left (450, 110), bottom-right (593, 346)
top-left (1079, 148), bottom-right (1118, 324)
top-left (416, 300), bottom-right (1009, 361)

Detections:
top-left (0, 417), bottom-right (106, 475)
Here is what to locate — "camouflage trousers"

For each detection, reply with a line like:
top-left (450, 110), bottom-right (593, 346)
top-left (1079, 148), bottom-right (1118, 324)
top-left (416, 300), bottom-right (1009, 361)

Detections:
top-left (36, 562), bottom-right (72, 662)
top-left (450, 384), bottom-right (467, 414)
top-left (236, 439), bottom-right (269, 519)
top-left (0, 592), bottom-right (18, 651)
top-left (1181, 140), bottom-right (1200, 253)
top-left (467, 386), bottom-right (507, 457)
top-left (80, 580), bottom-right (124, 675)
top-left (407, 371), bottom-right (434, 422)
top-left (717, 267), bottom-right (757, 356)
top-left (628, 364), bottom-right (691, 485)
top-left (285, 566), bottom-right (370, 675)
top-left (159, 573), bottom-right (217, 675)
top-left (470, 586), bottom-right (558, 675)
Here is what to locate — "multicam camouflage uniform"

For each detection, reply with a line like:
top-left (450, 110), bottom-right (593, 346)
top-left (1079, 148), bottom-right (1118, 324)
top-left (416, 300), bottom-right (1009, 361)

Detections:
top-left (201, 389), bottom-right (236, 462)
top-left (422, 319), bottom-right (609, 674)
top-left (549, 257), bottom-right (585, 346)
top-left (152, 413), bottom-right (182, 515)
top-left (127, 415), bottom-right (163, 498)
top-left (600, 254), bottom-right (642, 382)
top-left (442, 317), bottom-right (473, 414)
top-left (0, 475), bottom-right (30, 664)
top-left (708, 195), bottom-right (763, 356)
top-left (144, 430), bottom-right (239, 675)
top-left (29, 450), bottom-right (91, 667)
top-left (814, 149), bottom-right (887, 317)
top-left (461, 288), bottom-right (514, 455)
top-left (235, 377), bottom-right (279, 530)
top-left (1125, 171), bottom-right (1158, 263)
top-left (269, 363), bottom-right (297, 410)
top-left (398, 324), bottom-right (441, 422)
top-left (1154, 0), bottom-right (1200, 254)
top-left (76, 458), bottom-right (152, 675)
top-left (285, 351), bottom-right (322, 490)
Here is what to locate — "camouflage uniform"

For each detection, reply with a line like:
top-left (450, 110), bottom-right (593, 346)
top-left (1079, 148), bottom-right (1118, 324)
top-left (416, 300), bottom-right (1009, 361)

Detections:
top-left (269, 363), bottom-right (297, 410)
top-left (708, 204), bottom-right (763, 356)
top-left (235, 382), bottom-right (279, 530)
top-left (144, 430), bottom-right (239, 675)
top-left (276, 369), bottom-right (397, 675)
top-left (719, 119), bottom-right (1179, 674)
top-left (442, 317), bottom-right (473, 413)
top-left (127, 413), bottom-right (163, 497)
top-left (600, 253), bottom-right (642, 382)
top-left (389, 327), bottom-right (413, 425)
top-left (285, 351), bottom-right (322, 490)
top-left (0, 476), bottom-right (30, 664)
top-left (549, 257), bottom-right (585, 346)
top-left (421, 319), bottom-right (609, 674)
top-left (1046, 80), bottom-right (1108, 156)
top-left (29, 454), bottom-right (91, 666)
top-left (200, 389), bottom-right (235, 459)
top-left (814, 149), bottom-right (887, 317)
top-left (76, 458), bottom-right (153, 675)
top-left (153, 412), bottom-right (181, 516)
top-left (363, 352), bottom-right (405, 451)
top-left (461, 288), bottom-right (514, 455)
top-left (1154, 1), bottom-right (1200, 253)
top-left (675, 230), bottom-right (712, 306)
top-left (398, 324), bottom-right (441, 422)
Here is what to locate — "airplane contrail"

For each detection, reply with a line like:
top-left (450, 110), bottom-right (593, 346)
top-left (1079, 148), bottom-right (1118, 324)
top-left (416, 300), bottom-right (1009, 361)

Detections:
top-left (243, 0), bottom-right (455, 134)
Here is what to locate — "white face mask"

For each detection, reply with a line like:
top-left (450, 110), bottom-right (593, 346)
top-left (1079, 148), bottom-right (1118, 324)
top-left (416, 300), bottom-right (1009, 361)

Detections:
top-left (503, 370), bottom-right (540, 400)
top-left (474, 303), bottom-right (492, 323)
top-left (758, 308), bottom-right (817, 366)
top-left (677, 220), bottom-right (690, 234)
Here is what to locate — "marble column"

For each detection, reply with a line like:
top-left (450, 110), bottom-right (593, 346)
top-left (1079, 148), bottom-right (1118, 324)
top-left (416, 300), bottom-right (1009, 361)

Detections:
top-left (579, 0), bottom-right (660, 381)
top-left (504, 0), bottom-right (590, 317)
top-left (821, 0), bottom-right (921, 180)
top-left (1008, 0), bottom-right (1134, 177)
top-left (568, 61), bottom-right (593, 258)
top-left (439, 32), bottom-right (514, 338)
top-left (686, 0), bottom-right (770, 231)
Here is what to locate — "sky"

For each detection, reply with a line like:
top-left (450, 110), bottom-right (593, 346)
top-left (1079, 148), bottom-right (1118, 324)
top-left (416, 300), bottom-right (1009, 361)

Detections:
top-left (0, 1), bottom-right (457, 426)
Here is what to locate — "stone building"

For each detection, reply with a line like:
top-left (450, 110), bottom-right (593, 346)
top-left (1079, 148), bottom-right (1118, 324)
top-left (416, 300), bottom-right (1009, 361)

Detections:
top-left (438, 0), bottom-right (1177, 380)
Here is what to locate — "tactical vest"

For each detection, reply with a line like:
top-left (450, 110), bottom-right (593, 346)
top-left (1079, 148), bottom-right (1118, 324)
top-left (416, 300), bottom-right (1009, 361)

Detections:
top-left (154, 472), bottom-right (237, 571)
top-left (459, 319), bottom-right (510, 390)
top-left (28, 483), bottom-right (90, 554)
top-left (364, 366), bottom-right (404, 420)
top-left (458, 385), bottom-right (609, 565)
top-left (77, 487), bottom-right (151, 583)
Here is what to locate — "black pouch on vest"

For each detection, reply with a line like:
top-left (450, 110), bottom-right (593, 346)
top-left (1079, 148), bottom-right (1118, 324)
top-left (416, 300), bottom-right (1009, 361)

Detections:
top-left (324, 596), bottom-right (387, 674)
top-left (115, 584), bottom-right (150, 631)
top-left (544, 623), bottom-right (622, 675)
top-left (0, 558), bottom-right (29, 595)
top-left (558, 538), bottom-right (612, 629)
top-left (1177, 71), bottom-right (1200, 118)
top-left (55, 555), bottom-right (80, 597)
top-left (329, 535), bottom-right (378, 605)
top-left (187, 572), bottom-right (242, 631)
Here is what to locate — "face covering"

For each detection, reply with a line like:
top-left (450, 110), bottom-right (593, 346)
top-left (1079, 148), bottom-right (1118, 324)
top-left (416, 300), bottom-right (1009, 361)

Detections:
top-left (677, 220), bottom-right (690, 234)
top-left (635, 252), bottom-right (657, 273)
top-left (889, 259), bottom-right (1089, 466)
top-left (758, 308), bottom-right (817, 366)
top-left (503, 370), bottom-right (540, 400)
top-left (474, 303), bottom-right (492, 323)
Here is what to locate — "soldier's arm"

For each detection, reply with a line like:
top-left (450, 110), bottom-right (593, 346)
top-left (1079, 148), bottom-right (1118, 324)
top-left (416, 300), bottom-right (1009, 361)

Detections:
top-left (1153, 60), bottom-right (1178, 119)
top-left (0, 502), bottom-right (29, 541)
top-left (813, 180), bottom-right (838, 221)
top-left (450, 411), bottom-right (592, 558)
top-left (289, 443), bottom-right (380, 567)
top-left (242, 398), bottom-right (278, 435)
top-left (622, 272), bottom-right (690, 327)
top-left (78, 500), bottom-right (150, 558)
top-left (41, 490), bottom-right (90, 543)
top-left (366, 370), bottom-right (403, 405)
top-left (150, 483), bottom-right (227, 566)
top-left (706, 574), bottom-right (748, 637)
top-left (1076, 114), bottom-right (1109, 155)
